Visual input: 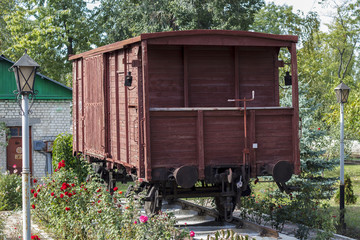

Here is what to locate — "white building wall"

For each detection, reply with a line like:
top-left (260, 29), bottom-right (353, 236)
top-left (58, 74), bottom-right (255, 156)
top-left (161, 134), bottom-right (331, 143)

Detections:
top-left (0, 99), bottom-right (72, 177)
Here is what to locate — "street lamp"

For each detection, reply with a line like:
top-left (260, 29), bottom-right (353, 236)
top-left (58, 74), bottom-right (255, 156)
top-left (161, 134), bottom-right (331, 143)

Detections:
top-left (334, 81), bottom-right (351, 231)
top-left (10, 50), bottom-right (39, 240)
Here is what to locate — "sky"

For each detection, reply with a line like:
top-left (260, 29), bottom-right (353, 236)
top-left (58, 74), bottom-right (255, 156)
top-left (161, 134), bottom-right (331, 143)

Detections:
top-left (264, 0), bottom-right (337, 31)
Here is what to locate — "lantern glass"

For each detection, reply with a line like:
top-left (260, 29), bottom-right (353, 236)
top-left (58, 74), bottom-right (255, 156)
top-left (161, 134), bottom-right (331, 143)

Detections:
top-left (15, 66), bottom-right (37, 93)
top-left (334, 82), bottom-right (351, 103)
top-left (11, 50), bottom-right (40, 95)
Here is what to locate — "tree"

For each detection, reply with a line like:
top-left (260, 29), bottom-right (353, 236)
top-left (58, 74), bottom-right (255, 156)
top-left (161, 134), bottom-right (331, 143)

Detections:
top-left (250, 3), bottom-right (320, 45)
top-left (96, 0), bottom-right (265, 44)
top-left (1, 0), bottom-right (100, 85)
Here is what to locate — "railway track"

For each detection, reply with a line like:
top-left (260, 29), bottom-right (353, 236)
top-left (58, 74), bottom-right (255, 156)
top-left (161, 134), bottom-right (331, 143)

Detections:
top-left (160, 199), bottom-right (298, 240)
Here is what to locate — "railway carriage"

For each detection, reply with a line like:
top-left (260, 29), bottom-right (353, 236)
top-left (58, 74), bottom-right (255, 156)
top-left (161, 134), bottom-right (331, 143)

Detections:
top-left (70, 30), bottom-right (300, 221)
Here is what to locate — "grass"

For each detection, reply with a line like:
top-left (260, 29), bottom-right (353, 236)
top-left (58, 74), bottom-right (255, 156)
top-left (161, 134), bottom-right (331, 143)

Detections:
top-left (324, 164), bottom-right (360, 239)
top-left (245, 164), bottom-right (360, 239)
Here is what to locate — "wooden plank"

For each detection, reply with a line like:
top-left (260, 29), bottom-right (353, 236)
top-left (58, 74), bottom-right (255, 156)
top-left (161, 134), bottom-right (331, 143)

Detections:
top-left (73, 60), bottom-right (79, 153)
top-left (250, 110), bottom-right (256, 177)
top-left (184, 46), bottom-right (189, 107)
top-left (234, 46), bottom-right (240, 107)
top-left (197, 111), bottom-right (205, 179)
top-left (115, 52), bottom-right (121, 161)
top-left (142, 40), bottom-right (152, 180)
top-left (146, 34), bottom-right (294, 47)
top-left (290, 43), bottom-right (300, 175)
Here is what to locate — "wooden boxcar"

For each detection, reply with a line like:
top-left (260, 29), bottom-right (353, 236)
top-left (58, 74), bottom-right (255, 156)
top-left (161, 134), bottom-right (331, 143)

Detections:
top-left (70, 30), bottom-right (300, 220)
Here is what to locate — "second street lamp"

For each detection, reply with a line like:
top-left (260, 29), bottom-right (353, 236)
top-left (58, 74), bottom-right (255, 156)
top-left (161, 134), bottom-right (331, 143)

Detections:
top-left (10, 50), bottom-right (40, 240)
top-left (334, 81), bottom-right (351, 231)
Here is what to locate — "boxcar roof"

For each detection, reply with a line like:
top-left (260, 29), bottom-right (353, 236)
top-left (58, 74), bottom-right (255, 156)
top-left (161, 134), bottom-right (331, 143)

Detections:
top-left (69, 30), bottom-right (298, 60)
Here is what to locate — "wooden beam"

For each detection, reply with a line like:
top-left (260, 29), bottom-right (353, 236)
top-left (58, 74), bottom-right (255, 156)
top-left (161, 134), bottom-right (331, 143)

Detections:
top-left (183, 46), bottom-right (189, 107)
top-left (234, 46), bottom-right (240, 107)
top-left (289, 43), bottom-right (300, 175)
top-left (197, 110), bottom-right (205, 179)
top-left (142, 40), bottom-right (152, 180)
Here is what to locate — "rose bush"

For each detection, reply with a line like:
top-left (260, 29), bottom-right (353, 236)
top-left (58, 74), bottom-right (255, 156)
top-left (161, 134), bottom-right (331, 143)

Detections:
top-left (0, 169), bottom-right (21, 210)
top-left (31, 159), bottom-right (190, 239)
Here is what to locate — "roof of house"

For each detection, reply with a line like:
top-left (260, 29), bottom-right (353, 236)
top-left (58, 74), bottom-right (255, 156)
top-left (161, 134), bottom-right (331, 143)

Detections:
top-left (0, 55), bottom-right (72, 100)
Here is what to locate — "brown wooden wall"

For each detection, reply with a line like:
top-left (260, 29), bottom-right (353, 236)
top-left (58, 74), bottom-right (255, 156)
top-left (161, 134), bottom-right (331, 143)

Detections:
top-left (149, 108), bottom-right (294, 178)
top-left (73, 44), bottom-right (142, 174)
top-left (147, 45), bottom-right (279, 108)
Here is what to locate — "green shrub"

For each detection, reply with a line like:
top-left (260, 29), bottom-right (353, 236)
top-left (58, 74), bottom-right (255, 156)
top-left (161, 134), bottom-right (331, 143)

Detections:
top-left (52, 133), bottom-right (88, 182)
top-left (0, 170), bottom-right (22, 210)
top-left (32, 159), bottom-right (190, 240)
top-left (334, 173), bottom-right (358, 205)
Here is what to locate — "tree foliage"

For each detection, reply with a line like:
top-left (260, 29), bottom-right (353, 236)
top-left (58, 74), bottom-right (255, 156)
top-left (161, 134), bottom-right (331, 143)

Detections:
top-left (96, 0), bottom-right (265, 44)
top-left (1, 0), bottom-right (100, 85)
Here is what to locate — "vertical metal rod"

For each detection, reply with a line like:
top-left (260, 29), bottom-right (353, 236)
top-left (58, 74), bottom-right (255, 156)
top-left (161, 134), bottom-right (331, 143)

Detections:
top-left (340, 102), bottom-right (345, 230)
top-left (22, 95), bottom-right (31, 240)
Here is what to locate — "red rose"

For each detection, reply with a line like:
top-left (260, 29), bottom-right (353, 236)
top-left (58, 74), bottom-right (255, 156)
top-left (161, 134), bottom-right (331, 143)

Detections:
top-left (33, 193), bottom-right (38, 198)
top-left (51, 192), bottom-right (55, 196)
top-left (65, 207), bottom-right (70, 211)
top-left (68, 193), bottom-right (72, 197)
top-left (33, 179), bottom-right (37, 183)
top-left (113, 187), bottom-right (118, 191)
top-left (98, 200), bottom-right (101, 203)
top-left (60, 194), bottom-right (64, 198)
top-left (61, 159), bottom-right (65, 163)
top-left (65, 192), bottom-right (69, 195)
top-left (98, 210), bottom-right (102, 213)
top-left (97, 188), bottom-right (101, 193)
top-left (54, 169), bottom-right (58, 172)
top-left (31, 204), bottom-right (35, 209)
top-left (37, 188), bottom-right (40, 193)
top-left (31, 189), bottom-right (35, 194)
top-left (71, 183), bottom-right (75, 187)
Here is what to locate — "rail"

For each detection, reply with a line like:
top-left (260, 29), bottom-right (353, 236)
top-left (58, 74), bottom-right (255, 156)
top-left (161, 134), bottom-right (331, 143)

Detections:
top-left (174, 199), bottom-right (279, 238)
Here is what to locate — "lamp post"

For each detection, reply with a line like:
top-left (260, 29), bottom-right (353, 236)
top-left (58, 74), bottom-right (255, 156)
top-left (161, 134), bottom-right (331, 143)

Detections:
top-left (10, 50), bottom-right (39, 240)
top-left (334, 81), bottom-right (350, 231)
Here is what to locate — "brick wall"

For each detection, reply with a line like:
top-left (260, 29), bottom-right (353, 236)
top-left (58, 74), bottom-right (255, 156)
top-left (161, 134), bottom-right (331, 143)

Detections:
top-left (0, 99), bottom-right (72, 177)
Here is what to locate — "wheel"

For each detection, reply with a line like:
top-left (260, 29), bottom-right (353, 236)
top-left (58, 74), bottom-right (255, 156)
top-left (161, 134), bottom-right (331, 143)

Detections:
top-left (144, 186), bottom-right (162, 215)
top-left (215, 196), bottom-right (237, 222)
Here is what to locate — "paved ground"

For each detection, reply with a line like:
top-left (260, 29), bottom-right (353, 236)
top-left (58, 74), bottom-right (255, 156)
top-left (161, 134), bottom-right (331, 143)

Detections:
top-left (1, 211), bottom-right (54, 240)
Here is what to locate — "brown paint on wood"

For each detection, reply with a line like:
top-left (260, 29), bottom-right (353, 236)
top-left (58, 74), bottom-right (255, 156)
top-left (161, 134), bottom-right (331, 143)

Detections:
top-left (290, 43), bottom-right (300, 175)
top-left (72, 30), bottom-right (300, 181)
top-left (6, 127), bottom-right (32, 175)
top-left (197, 111), bottom-right (205, 178)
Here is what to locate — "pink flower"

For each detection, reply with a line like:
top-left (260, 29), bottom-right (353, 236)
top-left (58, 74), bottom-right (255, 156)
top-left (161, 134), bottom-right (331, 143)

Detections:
top-left (134, 221), bottom-right (137, 224)
top-left (139, 215), bottom-right (148, 223)
top-left (13, 164), bottom-right (17, 169)
top-left (190, 231), bottom-right (195, 237)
